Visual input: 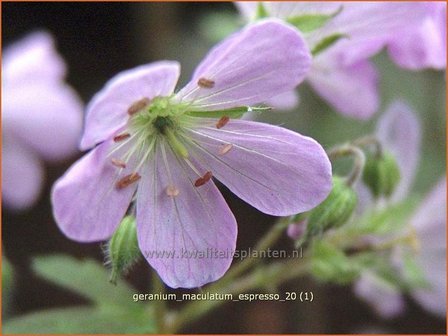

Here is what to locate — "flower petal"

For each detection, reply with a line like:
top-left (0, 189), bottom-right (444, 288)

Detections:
top-left (266, 90), bottom-right (300, 111)
top-left (376, 101), bottom-right (421, 202)
top-left (80, 61), bottom-right (181, 150)
top-left (308, 58), bottom-right (379, 119)
top-left (306, 3), bottom-right (427, 65)
top-left (3, 82), bottom-right (83, 161)
top-left (185, 119), bottom-right (332, 216)
top-left (136, 141), bottom-right (237, 288)
top-left (3, 31), bottom-right (66, 85)
top-left (388, 3), bottom-right (446, 70)
top-left (176, 19), bottom-right (311, 110)
top-left (2, 138), bottom-right (44, 210)
top-left (412, 178), bottom-right (446, 317)
top-left (51, 140), bottom-right (137, 242)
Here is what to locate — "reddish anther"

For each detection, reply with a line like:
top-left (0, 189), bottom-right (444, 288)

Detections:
top-left (194, 171), bottom-right (213, 187)
top-left (111, 158), bottom-right (127, 168)
top-left (116, 172), bottom-right (141, 189)
top-left (197, 77), bottom-right (215, 88)
top-left (128, 97), bottom-right (150, 115)
top-left (113, 133), bottom-right (131, 142)
top-left (216, 116), bottom-right (230, 129)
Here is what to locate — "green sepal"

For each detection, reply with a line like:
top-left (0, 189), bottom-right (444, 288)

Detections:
top-left (187, 106), bottom-right (271, 119)
top-left (106, 215), bottom-right (141, 284)
top-left (401, 252), bottom-right (430, 290)
top-left (305, 176), bottom-right (358, 240)
top-left (312, 33), bottom-right (347, 56)
top-left (287, 6), bottom-right (343, 33)
top-left (362, 151), bottom-right (401, 198)
top-left (255, 2), bottom-right (269, 19)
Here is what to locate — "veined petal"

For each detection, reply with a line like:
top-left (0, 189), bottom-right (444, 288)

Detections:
top-left (266, 90), bottom-right (300, 111)
top-left (51, 140), bottom-right (137, 242)
top-left (3, 31), bottom-right (66, 85)
top-left (376, 101), bottom-right (421, 202)
top-left (3, 82), bottom-right (83, 161)
top-left (184, 119), bottom-right (332, 216)
top-left (176, 20), bottom-right (311, 110)
top-left (80, 61), bottom-right (181, 150)
top-left (136, 141), bottom-right (237, 288)
top-left (308, 58), bottom-right (379, 119)
top-left (2, 138), bottom-right (44, 210)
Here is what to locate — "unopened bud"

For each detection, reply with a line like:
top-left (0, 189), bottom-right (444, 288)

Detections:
top-left (306, 176), bottom-right (358, 238)
top-left (362, 151), bottom-right (400, 198)
top-left (287, 220), bottom-right (307, 241)
top-left (106, 215), bottom-right (141, 284)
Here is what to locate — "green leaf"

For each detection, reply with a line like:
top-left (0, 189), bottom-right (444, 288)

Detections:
top-left (32, 255), bottom-right (136, 309)
top-left (287, 7), bottom-right (342, 33)
top-left (401, 252), bottom-right (430, 290)
top-left (3, 306), bottom-right (156, 334)
top-left (311, 33), bottom-right (347, 56)
top-left (255, 2), bottom-right (269, 19)
top-left (187, 106), bottom-right (271, 119)
top-left (310, 241), bottom-right (360, 284)
top-left (354, 198), bottom-right (418, 236)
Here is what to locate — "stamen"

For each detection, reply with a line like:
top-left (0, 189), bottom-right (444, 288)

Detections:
top-left (216, 116), bottom-right (230, 129)
top-left (166, 185), bottom-right (180, 197)
top-left (194, 171), bottom-right (213, 187)
top-left (113, 133), bottom-right (131, 142)
top-left (219, 143), bottom-right (233, 155)
top-left (128, 97), bottom-right (150, 115)
top-left (111, 158), bottom-right (127, 168)
top-left (116, 172), bottom-right (141, 189)
top-left (197, 77), bottom-right (215, 88)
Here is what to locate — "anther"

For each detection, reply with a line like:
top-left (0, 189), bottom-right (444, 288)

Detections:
top-left (116, 172), bottom-right (141, 189)
top-left (219, 143), bottom-right (233, 155)
top-left (111, 158), bottom-right (127, 168)
top-left (198, 77), bottom-right (215, 88)
top-left (166, 185), bottom-right (180, 197)
top-left (113, 133), bottom-right (131, 142)
top-left (216, 116), bottom-right (230, 129)
top-left (194, 171), bottom-right (213, 187)
top-left (128, 97), bottom-right (150, 115)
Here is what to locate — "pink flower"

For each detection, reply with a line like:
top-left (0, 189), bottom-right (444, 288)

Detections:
top-left (2, 32), bottom-right (83, 210)
top-left (51, 20), bottom-right (332, 288)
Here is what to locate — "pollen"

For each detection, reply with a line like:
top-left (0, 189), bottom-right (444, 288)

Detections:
top-left (113, 133), bottom-right (131, 142)
top-left (111, 158), bottom-right (127, 168)
top-left (128, 97), bottom-right (150, 115)
top-left (116, 172), bottom-right (141, 189)
top-left (194, 171), bottom-right (213, 187)
top-left (216, 116), bottom-right (230, 129)
top-left (219, 143), bottom-right (233, 155)
top-left (166, 185), bottom-right (180, 197)
top-left (198, 77), bottom-right (215, 88)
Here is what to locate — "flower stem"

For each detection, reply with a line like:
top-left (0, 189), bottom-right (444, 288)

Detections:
top-left (152, 271), bottom-right (168, 333)
top-left (352, 135), bottom-right (383, 158)
top-left (327, 144), bottom-right (365, 187)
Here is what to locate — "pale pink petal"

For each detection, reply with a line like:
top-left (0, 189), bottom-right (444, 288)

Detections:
top-left (388, 3), bottom-right (446, 70)
top-left (354, 272), bottom-right (405, 318)
top-left (51, 140), bottom-right (137, 242)
top-left (185, 118), bottom-right (332, 216)
top-left (308, 59), bottom-right (379, 119)
top-left (80, 61), bottom-right (181, 150)
top-left (3, 31), bottom-right (66, 85)
top-left (136, 141), bottom-right (237, 288)
top-left (176, 20), bottom-right (311, 110)
top-left (266, 90), bottom-right (300, 111)
top-left (2, 138), bottom-right (44, 210)
top-left (3, 82), bottom-right (83, 161)
top-left (411, 177), bottom-right (446, 316)
top-left (376, 101), bottom-right (421, 202)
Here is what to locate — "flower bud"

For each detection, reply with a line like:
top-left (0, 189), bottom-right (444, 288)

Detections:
top-left (287, 220), bottom-right (307, 241)
top-left (362, 151), bottom-right (400, 198)
top-left (305, 176), bottom-right (358, 239)
top-left (106, 215), bottom-right (141, 284)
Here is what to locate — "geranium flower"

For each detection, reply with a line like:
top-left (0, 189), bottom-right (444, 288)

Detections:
top-left (2, 31), bottom-right (83, 210)
top-left (236, 2), bottom-right (433, 118)
top-left (52, 20), bottom-right (332, 288)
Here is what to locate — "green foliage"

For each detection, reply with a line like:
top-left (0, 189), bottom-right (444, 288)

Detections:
top-left (255, 2), bottom-right (269, 19)
top-left (3, 255), bottom-right (156, 334)
top-left (311, 33), bottom-right (346, 55)
top-left (401, 252), bottom-right (430, 290)
top-left (287, 7), bottom-right (342, 33)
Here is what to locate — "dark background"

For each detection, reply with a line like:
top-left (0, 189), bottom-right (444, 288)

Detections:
top-left (2, 2), bottom-right (446, 334)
